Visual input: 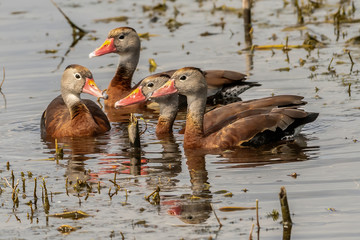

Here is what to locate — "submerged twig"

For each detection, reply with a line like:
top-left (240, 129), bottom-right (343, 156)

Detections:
top-left (294, 0), bottom-right (304, 25)
top-left (65, 176), bottom-right (69, 196)
top-left (43, 178), bottom-right (50, 214)
top-left (50, 0), bottom-right (88, 72)
top-left (328, 57), bottom-right (334, 71)
top-left (347, 50), bottom-right (355, 72)
top-left (128, 114), bottom-right (141, 149)
top-left (256, 199), bottom-right (260, 229)
top-left (0, 67), bottom-right (5, 89)
top-left (11, 170), bottom-right (15, 189)
top-left (55, 139), bottom-right (63, 160)
top-left (279, 186), bottom-right (292, 226)
top-left (145, 186), bottom-right (161, 205)
top-left (249, 223), bottom-right (255, 240)
top-left (0, 67), bottom-right (6, 109)
top-left (139, 117), bottom-right (148, 136)
top-left (3, 177), bottom-right (20, 208)
top-left (50, 0), bottom-right (87, 34)
top-left (348, 51), bottom-right (355, 65)
top-left (243, 0), bottom-right (252, 46)
top-left (254, 44), bottom-right (313, 50)
top-left (211, 203), bottom-right (223, 227)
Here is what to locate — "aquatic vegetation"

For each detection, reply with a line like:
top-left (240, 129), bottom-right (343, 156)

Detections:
top-left (148, 58), bottom-right (158, 73)
top-left (94, 16), bottom-right (128, 23)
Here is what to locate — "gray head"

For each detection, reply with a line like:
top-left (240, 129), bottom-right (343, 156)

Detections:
top-left (89, 27), bottom-right (141, 58)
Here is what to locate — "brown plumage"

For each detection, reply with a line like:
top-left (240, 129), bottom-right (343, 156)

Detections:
top-left (151, 67), bottom-right (318, 149)
top-left (40, 64), bottom-right (110, 139)
top-left (114, 74), bottom-right (309, 139)
top-left (89, 27), bottom-right (256, 110)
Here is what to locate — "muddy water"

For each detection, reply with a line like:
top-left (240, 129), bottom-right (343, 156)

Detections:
top-left (0, 0), bottom-right (360, 239)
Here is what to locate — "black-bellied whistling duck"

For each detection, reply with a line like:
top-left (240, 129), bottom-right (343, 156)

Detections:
top-left (89, 27), bottom-right (258, 109)
top-left (151, 67), bottom-right (318, 149)
top-left (40, 64), bottom-right (110, 139)
top-left (115, 73), bottom-right (310, 139)
top-left (115, 73), bottom-right (177, 136)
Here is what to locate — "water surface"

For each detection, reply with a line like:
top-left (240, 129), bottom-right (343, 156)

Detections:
top-left (0, 0), bottom-right (360, 239)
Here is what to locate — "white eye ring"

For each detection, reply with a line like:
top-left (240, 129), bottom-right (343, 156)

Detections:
top-left (74, 73), bottom-right (81, 80)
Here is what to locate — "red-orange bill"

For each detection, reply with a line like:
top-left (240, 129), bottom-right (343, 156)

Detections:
top-left (89, 38), bottom-right (116, 58)
top-left (82, 78), bottom-right (104, 98)
top-left (151, 79), bottom-right (178, 98)
top-left (114, 86), bottom-right (146, 108)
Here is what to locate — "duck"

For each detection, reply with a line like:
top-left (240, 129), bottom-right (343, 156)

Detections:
top-left (150, 67), bottom-right (318, 149)
top-left (89, 27), bottom-right (258, 109)
top-left (115, 73), bottom-right (178, 136)
top-left (114, 73), bottom-right (312, 140)
top-left (40, 64), bottom-right (111, 139)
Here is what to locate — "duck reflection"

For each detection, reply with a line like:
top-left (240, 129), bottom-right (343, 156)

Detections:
top-left (214, 135), bottom-right (318, 168)
top-left (41, 134), bottom-right (110, 195)
top-left (144, 134), bottom-right (182, 187)
top-left (166, 150), bottom-right (213, 224)
top-left (165, 135), bottom-right (318, 224)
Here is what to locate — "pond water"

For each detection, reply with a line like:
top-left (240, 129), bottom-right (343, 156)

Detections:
top-left (1, 0), bottom-right (360, 239)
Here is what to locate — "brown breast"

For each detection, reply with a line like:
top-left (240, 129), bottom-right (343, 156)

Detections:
top-left (41, 95), bottom-right (110, 139)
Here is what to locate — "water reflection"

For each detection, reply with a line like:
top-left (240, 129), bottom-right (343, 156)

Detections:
top-left (165, 135), bottom-right (318, 225)
top-left (165, 150), bottom-right (212, 224)
top-left (145, 135), bottom-right (182, 188)
top-left (104, 102), bottom-right (159, 123)
top-left (50, 0), bottom-right (88, 73)
top-left (213, 136), bottom-right (319, 169)
top-left (41, 135), bottom-right (110, 195)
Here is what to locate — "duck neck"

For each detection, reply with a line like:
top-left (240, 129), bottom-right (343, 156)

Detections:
top-left (184, 93), bottom-right (206, 148)
top-left (61, 91), bottom-right (89, 120)
top-left (110, 52), bottom-right (139, 90)
top-left (156, 94), bottom-right (179, 136)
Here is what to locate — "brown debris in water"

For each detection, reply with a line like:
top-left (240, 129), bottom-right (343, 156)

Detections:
top-left (165, 18), bottom-right (183, 32)
top-left (49, 210), bottom-right (90, 219)
top-left (266, 209), bottom-right (280, 221)
top-left (148, 58), bottom-right (157, 73)
top-left (288, 172), bottom-right (299, 178)
top-left (145, 186), bottom-right (161, 205)
top-left (142, 3), bottom-right (167, 13)
top-left (94, 16), bottom-right (128, 23)
top-left (212, 4), bottom-right (243, 17)
top-left (57, 224), bottom-right (78, 234)
top-left (218, 206), bottom-right (256, 212)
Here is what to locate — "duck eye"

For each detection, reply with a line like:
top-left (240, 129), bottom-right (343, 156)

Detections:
top-left (74, 73), bottom-right (81, 79)
top-left (180, 75), bottom-right (187, 80)
top-left (147, 82), bottom-right (154, 88)
top-left (119, 35), bottom-right (125, 40)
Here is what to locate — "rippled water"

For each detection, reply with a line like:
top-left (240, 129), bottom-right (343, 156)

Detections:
top-left (1, 0), bottom-right (360, 239)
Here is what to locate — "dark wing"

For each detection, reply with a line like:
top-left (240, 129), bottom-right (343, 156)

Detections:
top-left (203, 95), bottom-right (306, 134)
top-left (204, 70), bottom-right (247, 87)
top-left (208, 107), bottom-right (317, 148)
